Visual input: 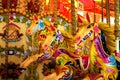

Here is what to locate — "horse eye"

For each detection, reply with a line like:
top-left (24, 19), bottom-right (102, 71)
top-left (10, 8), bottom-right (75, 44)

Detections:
top-left (53, 33), bottom-right (56, 36)
top-left (87, 25), bottom-right (91, 28)
top-left (36, 22), bottom-right (38, 24)
top-left (91, 23), bottom-right (94, 26)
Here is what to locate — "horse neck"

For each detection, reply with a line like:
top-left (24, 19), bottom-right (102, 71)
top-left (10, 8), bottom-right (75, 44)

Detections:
top-left (94, 36), bottom-right (108, 59)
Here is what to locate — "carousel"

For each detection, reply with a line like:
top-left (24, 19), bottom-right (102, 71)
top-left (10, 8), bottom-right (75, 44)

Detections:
top-left (0, 0), bottom-right (119, 80)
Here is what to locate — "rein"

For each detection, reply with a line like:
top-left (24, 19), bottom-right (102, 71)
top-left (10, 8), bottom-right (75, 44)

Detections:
top-left (76, 30), bottom-right (93, 45)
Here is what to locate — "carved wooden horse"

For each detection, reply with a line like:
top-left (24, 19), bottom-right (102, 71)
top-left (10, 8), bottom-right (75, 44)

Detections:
top-left (20, 15), bottom-right (118, 80)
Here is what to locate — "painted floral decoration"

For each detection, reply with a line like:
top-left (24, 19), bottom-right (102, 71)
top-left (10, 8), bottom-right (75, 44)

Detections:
top-left (0, 62), bottom-right (21, 79)
top-left (42, 61), bottom-right (56, 76)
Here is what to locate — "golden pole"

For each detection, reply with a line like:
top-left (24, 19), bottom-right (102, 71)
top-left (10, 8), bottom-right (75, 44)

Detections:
top-left (54, 0), bottom-right (58, 27)
top-left (115, 0), bottom-right (120, 53)
top-left (101, 0), bottom-right (104, 22)
top-left (71, 0), bottom-right (77, 35)
top-left (39, 0), bottom-right (42, 14)
top-left (106, 0), bottom-right (110, 26)
top-left (31, 33), bottom-right (34, 55)
top-left (94, 1), bottom-right (96, 22)
top-left (5, 0), bottom-right (10, 79)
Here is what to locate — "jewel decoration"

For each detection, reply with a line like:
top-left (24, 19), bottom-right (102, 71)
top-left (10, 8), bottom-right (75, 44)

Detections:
top-left (38, 21), bottom-right (45, 30)
top-left (77, 30), bottom-right (93, 45)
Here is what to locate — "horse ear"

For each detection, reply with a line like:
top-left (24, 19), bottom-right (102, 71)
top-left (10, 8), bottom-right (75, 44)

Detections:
top-left (78, 16), bottom-right (83, 23)
top-left (33, 15), bottom-right (38, 21)
top-left (86, 12), bottom-right (90, 23)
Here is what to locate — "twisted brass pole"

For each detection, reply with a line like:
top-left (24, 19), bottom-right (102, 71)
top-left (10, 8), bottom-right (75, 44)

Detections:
top-left (115, 0), bottom-right (120, 38)
top-left (115, 0), bottom-right (120, 53)
top-left (101, 0), bottom-right (104, 22)
top-left (39, 0), bottom-right (42, 14)
top-left (94, 1), bottom-right (96, 22)
top-left (71, 0), bottom-right (77, 35)
top-left (54, 0), bottom-right (58, 27)
top-left (106, 0), bottom-right (110, 26)
top-left (5, 0), bottom-right (10, 79)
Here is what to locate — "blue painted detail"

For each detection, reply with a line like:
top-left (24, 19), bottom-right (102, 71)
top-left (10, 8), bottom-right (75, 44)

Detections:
top-left (108, 55), bottom-right (117, 66)
top-left (38, 21), bottom-right (44, 30)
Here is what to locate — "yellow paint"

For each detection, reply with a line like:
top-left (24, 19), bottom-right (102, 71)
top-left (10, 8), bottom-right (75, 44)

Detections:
top-left (94, 0), bottom-right (102, 2)
top-left (46, 0), bottom-right (50, 5)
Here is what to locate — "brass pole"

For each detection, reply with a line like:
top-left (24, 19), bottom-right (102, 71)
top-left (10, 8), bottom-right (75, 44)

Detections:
top-left (5, 0), bottom-right (10, 79)
top-left (39, 0), bottom-right (42, 14)
top-left (94, 1), bottom-right (96, 22)
top-left (31, 32), bottom-right (35, 56)
top-left (32, 0), bottom-right (34, 14)
top-left (54, 0), bottom-right (58, 27)
top-left (106, 0), bottom-right (110, 26)
top-left (39, 0), bottom-right (44, 14)
top-left (25, 1), bottom-right (39, 80)
top-left (115, 0), bottom-right (120, 38)
top-left (101, 0), bottom-right (104, 22)
top-left (71, 0), bottom-right (77, 35)
top-left (43, 0), bottom-right (46, 13)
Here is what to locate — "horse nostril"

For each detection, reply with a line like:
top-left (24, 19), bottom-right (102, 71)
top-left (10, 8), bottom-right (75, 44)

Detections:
top-left (27, 29), bottom-right (31, 33)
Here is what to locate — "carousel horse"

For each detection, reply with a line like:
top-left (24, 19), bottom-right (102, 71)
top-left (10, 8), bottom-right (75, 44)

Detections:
top-left (40, 21), bottom-right (118, 80)
top-left (45, 22), bottom-right (118, 80)
top-left (20, 15), bottom-right (118, 80)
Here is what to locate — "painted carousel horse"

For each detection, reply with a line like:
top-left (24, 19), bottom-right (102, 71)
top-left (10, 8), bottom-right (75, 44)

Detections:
top-left (42, 22), bottom-right (118, 80)
top-left (43, 22), bottom-right (118, 80)
top-left (20, 15), bottom-right (118, 80)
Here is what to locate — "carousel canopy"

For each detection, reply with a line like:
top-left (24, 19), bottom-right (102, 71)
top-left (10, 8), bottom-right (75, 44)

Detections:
top-left (0, 0), bottom-right (119, 18)
top-left (80, 0), bottom-right (120, 16)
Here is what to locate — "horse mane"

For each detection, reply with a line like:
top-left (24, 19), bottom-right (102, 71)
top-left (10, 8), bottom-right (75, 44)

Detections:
top-left (98, 22), bottom-right (115, 53)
